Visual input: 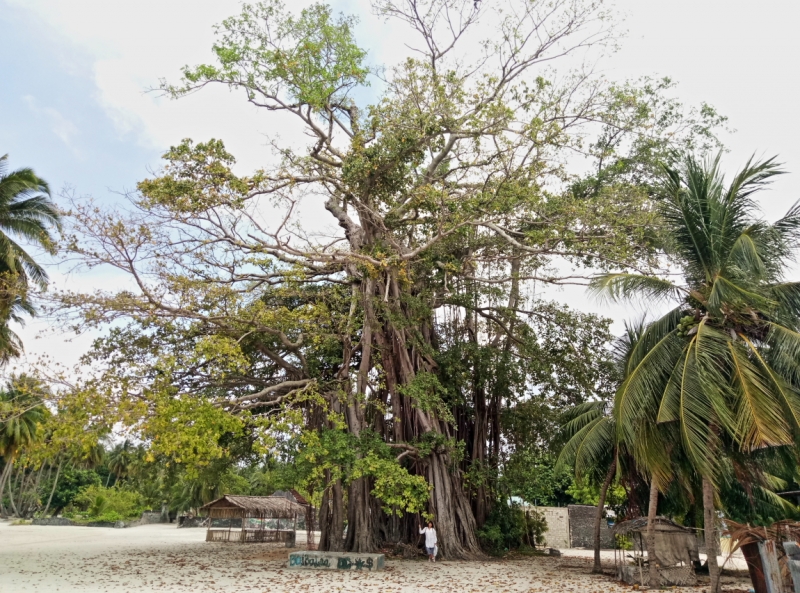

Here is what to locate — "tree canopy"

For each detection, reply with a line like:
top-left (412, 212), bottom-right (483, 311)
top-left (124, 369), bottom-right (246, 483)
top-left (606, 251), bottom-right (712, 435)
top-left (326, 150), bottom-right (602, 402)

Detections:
top-left (45, 0), bottom-right (730, 557)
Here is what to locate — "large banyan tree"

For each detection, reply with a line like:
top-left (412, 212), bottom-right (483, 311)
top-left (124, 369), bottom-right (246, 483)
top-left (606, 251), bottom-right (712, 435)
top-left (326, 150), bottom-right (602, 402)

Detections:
top-left (58, 0), bottom-right (724, 557)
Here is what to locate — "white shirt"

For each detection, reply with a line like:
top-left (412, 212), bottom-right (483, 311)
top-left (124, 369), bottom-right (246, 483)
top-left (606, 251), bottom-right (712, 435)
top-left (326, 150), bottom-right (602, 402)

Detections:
top-left (420, 526), bottom-right (437, 547)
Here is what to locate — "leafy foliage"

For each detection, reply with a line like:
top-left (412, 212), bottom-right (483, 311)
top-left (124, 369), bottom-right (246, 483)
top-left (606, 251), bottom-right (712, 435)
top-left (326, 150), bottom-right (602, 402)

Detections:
top-left (72, 485), bottom-right (146, 521)
top-left (477, 503), bottom-right (547, 556)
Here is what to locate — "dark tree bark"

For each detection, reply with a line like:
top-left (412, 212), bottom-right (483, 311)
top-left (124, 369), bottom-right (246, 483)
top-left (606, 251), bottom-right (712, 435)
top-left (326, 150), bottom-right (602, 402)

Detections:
top-left (593, 457), bottom-right (617, 574)
top-left (740, 542), bottom-right (768, 593)
top-left (319, 473), bottom-right (346, 552)
top-left (345, 477), bottom-right (378, 552)
top-left (42, 458), bottom-right (63, 517)
top-left (646, 477), bottom-right (660, 589)
top-left (0, 457), bottom-right (13, 516)
top-left (703, 477), bottom-right (721, 593)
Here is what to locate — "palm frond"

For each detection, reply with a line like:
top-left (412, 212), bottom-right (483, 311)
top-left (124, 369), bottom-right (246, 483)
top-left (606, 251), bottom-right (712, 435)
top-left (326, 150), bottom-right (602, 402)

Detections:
top-left (770, 282), bottom-right (800, 318)
top-left (589, 273), bottom-right (683, 304)
top-left (613, 325), bottom-right (684, 449)
top-left (725, 227), bottom-right (769, 281)
top-left (743, 335), bottom-right (800, 436)
top-left (707, 275), bottom-right (776, 317)
top-left (623, 307), bottom-right (683, 377)
top-left (728, 338), bottom-right (793, 450)
top-left (559, 400), bottom-right (607, 435)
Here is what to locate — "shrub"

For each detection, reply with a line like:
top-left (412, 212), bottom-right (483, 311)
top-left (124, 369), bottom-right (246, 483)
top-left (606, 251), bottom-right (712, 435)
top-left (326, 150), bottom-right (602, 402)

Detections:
top-left (478, 501), bottom-right (548, 556)
top-left (73, 485), bottom-right (145, 520)
top-left (91, 511), bottom-right (125, 523)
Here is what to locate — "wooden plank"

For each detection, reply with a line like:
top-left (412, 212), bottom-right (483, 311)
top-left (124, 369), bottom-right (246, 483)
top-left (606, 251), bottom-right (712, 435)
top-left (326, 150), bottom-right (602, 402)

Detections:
top-left (759, 540), bottom-right (785, 593)
top-left (782, 542), bottom-right (800, 593)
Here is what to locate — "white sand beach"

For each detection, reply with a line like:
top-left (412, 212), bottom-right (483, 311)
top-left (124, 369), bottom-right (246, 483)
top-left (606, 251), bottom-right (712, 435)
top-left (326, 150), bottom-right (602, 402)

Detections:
top-left (0, 521), bottom-right (750, 593)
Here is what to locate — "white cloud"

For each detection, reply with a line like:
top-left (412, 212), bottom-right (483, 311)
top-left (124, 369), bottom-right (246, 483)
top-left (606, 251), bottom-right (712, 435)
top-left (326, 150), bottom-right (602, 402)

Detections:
top-left (6, 0), bottom-right (800, 360)
top-left (22, 95), bottom-right (82, 157)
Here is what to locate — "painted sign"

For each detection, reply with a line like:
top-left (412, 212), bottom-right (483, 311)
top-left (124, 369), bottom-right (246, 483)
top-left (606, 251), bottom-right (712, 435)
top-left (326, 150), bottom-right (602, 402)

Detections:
top-left (289, 554), bottom-right (331, 568)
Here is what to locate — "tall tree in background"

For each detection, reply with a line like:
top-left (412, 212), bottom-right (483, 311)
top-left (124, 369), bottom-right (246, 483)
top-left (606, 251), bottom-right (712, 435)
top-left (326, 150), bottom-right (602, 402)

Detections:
top-left (58, 0), bottom-right (724, 557)
top-left (0, 376), bottom-right (48, 516)
top-left (592, 153), bottom-right (800, 592)
top-left (0, 155), bottom-right (60, 361)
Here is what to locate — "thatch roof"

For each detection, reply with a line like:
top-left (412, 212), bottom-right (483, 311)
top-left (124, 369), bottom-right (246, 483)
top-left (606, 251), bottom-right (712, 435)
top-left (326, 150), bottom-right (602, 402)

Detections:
top-left (612, 516), bottom-right (694, 536)
top-left (200, 495), bottom-right (306, 519)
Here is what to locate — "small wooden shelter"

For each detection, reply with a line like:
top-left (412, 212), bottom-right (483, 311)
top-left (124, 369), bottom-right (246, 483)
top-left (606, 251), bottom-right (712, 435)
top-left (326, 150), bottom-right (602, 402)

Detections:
top-left (272, 489), bottom-right (317, 549)
top-left (612, 516), bottom-right (700, 586)
top-left (200, 495), bottom-right (307, 543)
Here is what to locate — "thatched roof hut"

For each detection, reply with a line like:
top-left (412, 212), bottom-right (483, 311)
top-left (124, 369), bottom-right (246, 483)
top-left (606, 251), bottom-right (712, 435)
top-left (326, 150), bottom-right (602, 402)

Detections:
top-left (201, 495), bottom-right (306, 519)
top-left (612, 516), bottom-right (700, 587)
top-left (200, 495), bottom-right (307, 543)
top-left (612, 516), bottom-right (694, 537)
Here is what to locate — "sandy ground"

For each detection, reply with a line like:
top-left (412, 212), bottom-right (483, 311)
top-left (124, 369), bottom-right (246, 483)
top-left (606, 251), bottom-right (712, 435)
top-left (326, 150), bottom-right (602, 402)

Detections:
top-left (0, 521), bottom-right (752, 593)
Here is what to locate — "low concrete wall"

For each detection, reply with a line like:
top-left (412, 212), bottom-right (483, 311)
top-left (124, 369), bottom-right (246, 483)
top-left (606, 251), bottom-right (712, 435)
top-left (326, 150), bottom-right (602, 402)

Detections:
top-left (32, 517), bottom-right (74, 526)
top-left (85, 521), bottom-right (123, 528)
top-left (32, 517), bottom-right (134, 528)
top-left (288, 551), bottom-right (385, 571)
top-left (139, 511), bottom-right (166, 524)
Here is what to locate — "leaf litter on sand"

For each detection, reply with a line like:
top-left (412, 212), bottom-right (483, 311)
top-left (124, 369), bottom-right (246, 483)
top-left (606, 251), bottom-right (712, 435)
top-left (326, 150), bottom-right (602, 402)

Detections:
top-left (0, 524), bottom-right (751, 592)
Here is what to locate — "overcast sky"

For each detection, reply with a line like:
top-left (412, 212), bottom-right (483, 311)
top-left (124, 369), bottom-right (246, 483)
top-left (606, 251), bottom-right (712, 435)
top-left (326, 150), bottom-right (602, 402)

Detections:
top-left (1, 0), bottom-right (799, 371)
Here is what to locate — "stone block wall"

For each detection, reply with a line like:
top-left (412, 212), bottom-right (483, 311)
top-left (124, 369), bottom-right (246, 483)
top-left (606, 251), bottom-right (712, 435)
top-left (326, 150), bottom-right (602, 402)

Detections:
top-left (139, 511), bottom-right (167, 524)
top-left (536, 507), bottom-right (570, 549)
top-left (32, 517), bottom-right (74, 526)
top-left (568, 504), bottom-right (614, 549)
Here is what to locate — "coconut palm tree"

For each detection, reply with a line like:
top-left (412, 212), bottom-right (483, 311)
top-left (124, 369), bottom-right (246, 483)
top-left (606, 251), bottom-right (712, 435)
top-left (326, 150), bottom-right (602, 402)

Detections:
top-left (106, 440), bottom-right (136, 486)
top-left (0, 155), bottom-right (61, 361)
top-left (557, 321), bottom-right (664, 581)
top-left (0, 155), bottom-right (60, 286)
top-left (0, 376), bottom-right (48, 516)
top-left (557, 399), bottom-right (616, 573)
top-left (590, 152), bottom-right (800, 592)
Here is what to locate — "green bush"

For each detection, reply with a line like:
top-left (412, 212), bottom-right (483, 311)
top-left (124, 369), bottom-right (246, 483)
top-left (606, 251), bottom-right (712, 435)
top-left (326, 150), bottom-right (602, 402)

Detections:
top-left (615, 534), bottom-right (633, 550)
top-left (91, 511), bottom-right (125, 523)
top-left (73, 485), bottom-right (145, 520)
top-left (478, 502), bottom-right (548, 556)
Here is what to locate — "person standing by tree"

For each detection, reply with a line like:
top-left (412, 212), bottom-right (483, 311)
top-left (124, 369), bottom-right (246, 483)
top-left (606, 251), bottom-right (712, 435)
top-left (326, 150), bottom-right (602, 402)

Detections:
top-left (420, 520), bottom-right (438, 562)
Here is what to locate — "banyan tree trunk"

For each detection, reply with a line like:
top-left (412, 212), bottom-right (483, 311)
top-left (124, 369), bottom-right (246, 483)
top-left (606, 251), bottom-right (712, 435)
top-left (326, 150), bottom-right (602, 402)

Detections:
top-left (425, 450), bottom-right (482, 559)
top-left (345, 476), bottom-right (378, 552)
top-left (323, 243), bottom-right (485, 557)
top-left (319, 474), bottom-right (345, 552)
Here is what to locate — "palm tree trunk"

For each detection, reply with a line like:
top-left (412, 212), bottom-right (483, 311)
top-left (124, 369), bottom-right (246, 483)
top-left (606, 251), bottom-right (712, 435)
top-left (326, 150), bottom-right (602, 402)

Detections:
top-left (8, 464), bottom-right (22, 517)
top-left (703, 477), bottom-right (720, 593)
top-left (42, 458), bottom-right (63, 517)
top-left (0, 458), bottom-right (13, 516)
top-left (593, 458), bottom-right (617, 574)
top-left (646, 477), bottom-right (660, 589)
